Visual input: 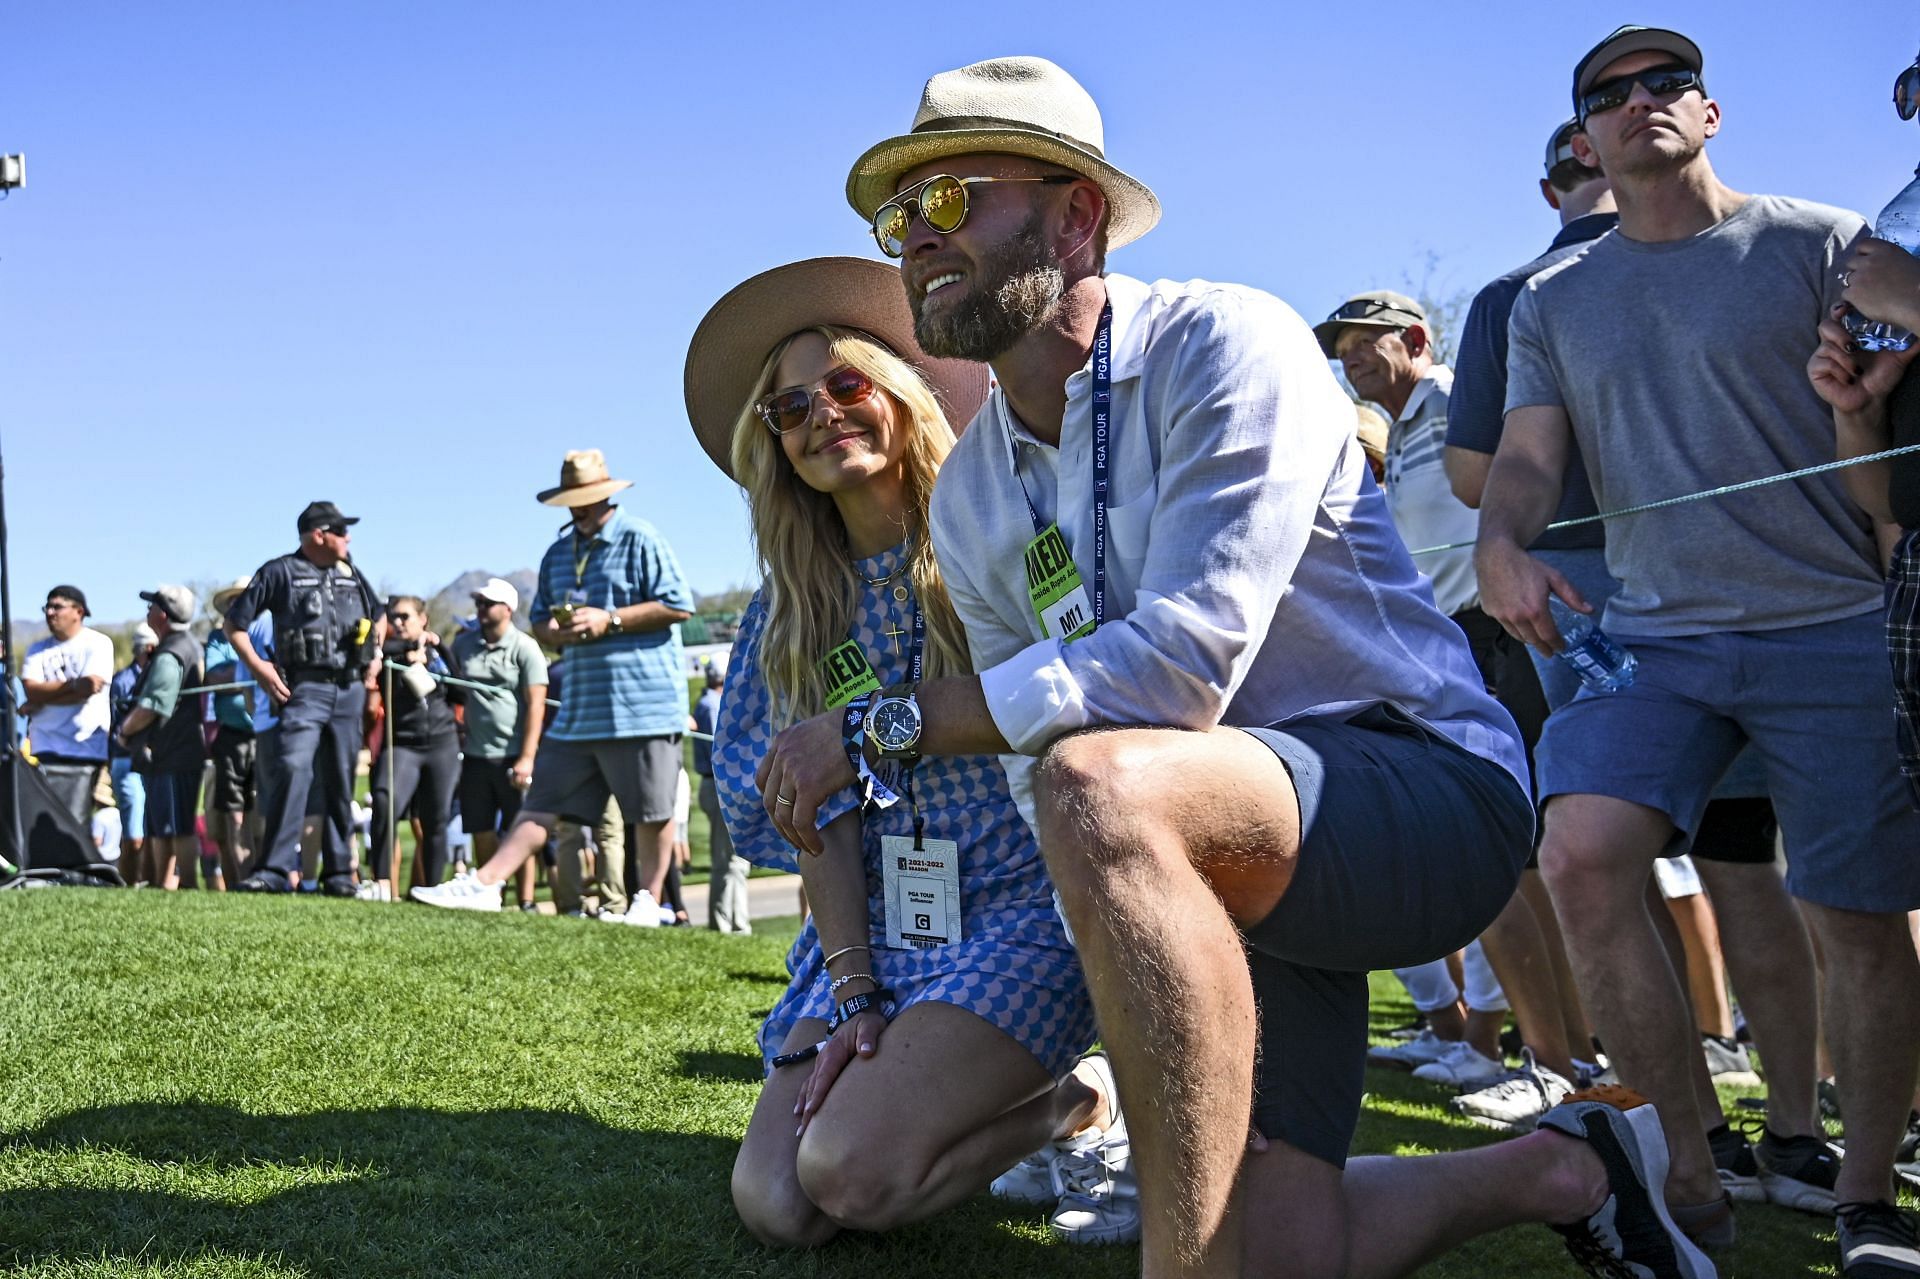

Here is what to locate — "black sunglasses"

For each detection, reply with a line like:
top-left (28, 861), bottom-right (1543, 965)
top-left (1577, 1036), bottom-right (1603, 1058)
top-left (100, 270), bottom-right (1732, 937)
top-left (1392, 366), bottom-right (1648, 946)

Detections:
top-left (1898, 63), bottom-right (1919, 122)
top-left (323, 523), bottom-right (350, 537)
top-left (1579, 65), bottom-right (1703, 123)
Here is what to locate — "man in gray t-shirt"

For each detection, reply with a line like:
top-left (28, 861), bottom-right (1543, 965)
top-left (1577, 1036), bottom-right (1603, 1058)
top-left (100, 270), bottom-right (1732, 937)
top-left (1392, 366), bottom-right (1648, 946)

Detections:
top-left (1476, 25), bottom-right (1920, 1263)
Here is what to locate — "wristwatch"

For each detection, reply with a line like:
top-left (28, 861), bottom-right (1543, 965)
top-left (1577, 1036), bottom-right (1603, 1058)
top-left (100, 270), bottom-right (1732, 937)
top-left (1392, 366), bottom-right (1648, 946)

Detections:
top-left (864, 684), bottom-right (923, 762)
top-left (606, 609), bottom-right (624, 635)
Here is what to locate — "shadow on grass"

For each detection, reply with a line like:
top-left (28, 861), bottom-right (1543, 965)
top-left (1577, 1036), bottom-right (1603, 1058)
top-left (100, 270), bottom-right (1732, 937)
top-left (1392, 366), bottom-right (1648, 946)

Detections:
top-left (726, 969), bottom-right (790, 987)
top-left (0, 1102), bottom-right (1114, 1279)
top-left (677, 1049), bottom-right (766, 1084)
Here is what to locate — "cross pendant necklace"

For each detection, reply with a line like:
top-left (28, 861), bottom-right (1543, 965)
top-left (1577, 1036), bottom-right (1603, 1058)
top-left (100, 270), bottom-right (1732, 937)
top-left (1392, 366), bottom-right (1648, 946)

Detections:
top-left (882, 619), bottom-right (908, 654)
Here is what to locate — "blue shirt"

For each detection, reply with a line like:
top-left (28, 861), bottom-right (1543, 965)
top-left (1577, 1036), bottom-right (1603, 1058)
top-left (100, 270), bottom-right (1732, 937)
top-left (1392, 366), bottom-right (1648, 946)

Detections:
top-left (529, 506), bottom-right (692, 740)
top-left (1445, 212), bottom-right (1617, 552)
top-left (235, 615), bottom-right (280, 734)
top-left (691, 686), bottom-right (721, 776)
top-left (203, 632), bottom-right (254, 731)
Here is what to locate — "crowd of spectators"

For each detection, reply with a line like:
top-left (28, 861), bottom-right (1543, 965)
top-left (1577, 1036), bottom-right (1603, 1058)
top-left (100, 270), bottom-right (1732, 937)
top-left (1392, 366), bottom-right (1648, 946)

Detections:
top-left (9, 26), bottom-right (1920, 1279)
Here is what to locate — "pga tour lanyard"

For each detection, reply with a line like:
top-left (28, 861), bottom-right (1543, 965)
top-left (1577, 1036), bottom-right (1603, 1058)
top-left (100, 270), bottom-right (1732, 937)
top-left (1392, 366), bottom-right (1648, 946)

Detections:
top-left (1005, 302), bottom-right (1113, 631)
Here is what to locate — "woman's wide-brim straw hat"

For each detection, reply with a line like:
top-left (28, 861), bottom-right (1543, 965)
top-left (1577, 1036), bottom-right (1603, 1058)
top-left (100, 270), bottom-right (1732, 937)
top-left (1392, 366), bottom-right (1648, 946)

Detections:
top-left (844, 56), bottom-right (1161, 253)
top-left (537, 449), bottom-right (634, 507)
top-left (683, 256), bottom-right (991, 481)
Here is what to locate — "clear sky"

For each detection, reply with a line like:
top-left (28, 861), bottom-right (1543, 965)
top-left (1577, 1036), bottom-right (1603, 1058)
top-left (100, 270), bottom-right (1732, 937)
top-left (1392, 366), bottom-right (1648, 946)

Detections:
top-left (3, 2), bottom-right (1914, 624)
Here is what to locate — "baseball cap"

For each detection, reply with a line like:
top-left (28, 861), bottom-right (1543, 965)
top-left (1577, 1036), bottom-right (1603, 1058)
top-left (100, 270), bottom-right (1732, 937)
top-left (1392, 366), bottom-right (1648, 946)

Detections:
top-left (297, 500), bottom-right (360, 535)
top-left (46, 584), bottom-right (89, 616)
top-left (472, 577), bottom-right (519, 612)
top-left (1573, 25), bottom-right (1703, 111)
top-left (132, 623), bottom-right (159, 650)
top-left (1544, 117), bottom-right (1583, 175)
top-left (1312, 290), bottom-right (1428, 358)
top-left (139, 584), bottom-right (196, 625)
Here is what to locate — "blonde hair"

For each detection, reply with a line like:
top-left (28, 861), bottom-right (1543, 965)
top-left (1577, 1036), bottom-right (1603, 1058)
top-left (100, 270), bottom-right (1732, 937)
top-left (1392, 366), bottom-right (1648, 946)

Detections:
top-left (730, 326), bottom-right (971, 726)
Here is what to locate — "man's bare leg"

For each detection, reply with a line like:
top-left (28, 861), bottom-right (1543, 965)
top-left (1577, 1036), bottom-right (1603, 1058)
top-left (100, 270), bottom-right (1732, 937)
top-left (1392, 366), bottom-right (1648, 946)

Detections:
top-left (1240, 1128), bottom-right (1610, 1278)
top-left (1035, 727), bottom-right (1300, 1278)
top-left (471, 813), bottom-right (559, 885)
top-left (1696, 859), bottom-right (1820, 1136)
top-left (1477, 890), bottom-right (1579, 1078)
top-left (1540, 795), bottom-right (1723, 1206)
top-left (1664, 889), bottom-right (1733, 1038)
top-left (1802, 901), bottom-right (1920, 1204)
top-left (635, 817), bottom-right (672, 908)
top-left (1520, 868), bottom-right (1595, 1055)
top-left (1646, 876), bottom-right (1731, 1138)
top-left (213, 812), bottom-right (246, 891)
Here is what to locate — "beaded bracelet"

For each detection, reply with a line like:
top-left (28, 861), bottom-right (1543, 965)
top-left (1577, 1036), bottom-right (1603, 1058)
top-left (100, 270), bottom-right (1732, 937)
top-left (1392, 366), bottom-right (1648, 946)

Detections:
top-left (829, 972), bottom-right (876, 994)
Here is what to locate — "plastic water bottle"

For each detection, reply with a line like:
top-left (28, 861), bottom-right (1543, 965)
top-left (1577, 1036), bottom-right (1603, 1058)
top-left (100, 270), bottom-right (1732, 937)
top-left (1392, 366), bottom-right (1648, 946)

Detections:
top-left (1548, 596), bottom-right (1638, 693)
top-left (1844, 165), bottom-right (1920, 353)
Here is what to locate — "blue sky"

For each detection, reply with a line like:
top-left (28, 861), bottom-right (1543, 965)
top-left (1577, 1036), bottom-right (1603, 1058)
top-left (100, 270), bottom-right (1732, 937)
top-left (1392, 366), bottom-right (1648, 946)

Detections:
top-left (3, 2), bottom-right (1914, 623)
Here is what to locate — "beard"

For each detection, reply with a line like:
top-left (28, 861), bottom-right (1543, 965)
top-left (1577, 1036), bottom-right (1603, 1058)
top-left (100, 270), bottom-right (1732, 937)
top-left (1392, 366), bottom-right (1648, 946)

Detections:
top-left (911, 212), bottom-right (1066, 362)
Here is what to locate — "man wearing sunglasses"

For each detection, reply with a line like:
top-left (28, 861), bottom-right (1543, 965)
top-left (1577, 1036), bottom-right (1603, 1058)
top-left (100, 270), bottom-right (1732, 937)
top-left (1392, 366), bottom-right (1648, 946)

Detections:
top-left (224, 501), bottom-right (383, 895)
top-left (761, 53), bottom-right (1715, 1279)
top-left (1477, 25), bottom-right (1920, 1272)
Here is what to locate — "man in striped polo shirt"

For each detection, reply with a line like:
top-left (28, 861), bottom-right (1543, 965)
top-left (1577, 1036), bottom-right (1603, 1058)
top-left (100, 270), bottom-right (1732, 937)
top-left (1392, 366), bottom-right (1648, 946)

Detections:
top-left (415, 450), bottom-right (693, 919)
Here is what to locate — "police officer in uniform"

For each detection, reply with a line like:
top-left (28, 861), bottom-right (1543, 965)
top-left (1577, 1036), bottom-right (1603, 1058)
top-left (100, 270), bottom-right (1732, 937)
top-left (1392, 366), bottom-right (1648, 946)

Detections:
top-left (224, 501), bottom-right (381, 894)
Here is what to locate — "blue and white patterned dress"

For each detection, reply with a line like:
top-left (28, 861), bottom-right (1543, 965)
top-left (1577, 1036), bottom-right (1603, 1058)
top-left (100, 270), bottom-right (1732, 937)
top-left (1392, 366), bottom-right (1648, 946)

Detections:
top-left (714, 542), bottom-right (1094, 1079)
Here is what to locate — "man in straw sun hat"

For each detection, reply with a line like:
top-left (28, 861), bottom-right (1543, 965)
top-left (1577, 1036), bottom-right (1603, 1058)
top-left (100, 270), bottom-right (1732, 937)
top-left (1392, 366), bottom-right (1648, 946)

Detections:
top-left (414, 449), bottom-right (693, 920)
top-left (753, 54), bottom-right (1714, 1278)
top-left (687, 256), bottom-right (1127, 1248)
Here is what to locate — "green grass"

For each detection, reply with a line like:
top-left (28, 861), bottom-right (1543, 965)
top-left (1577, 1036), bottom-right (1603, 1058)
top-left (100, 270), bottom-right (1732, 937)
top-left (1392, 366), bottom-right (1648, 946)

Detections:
top-left (0, 891), bottom-right (1873, 1277)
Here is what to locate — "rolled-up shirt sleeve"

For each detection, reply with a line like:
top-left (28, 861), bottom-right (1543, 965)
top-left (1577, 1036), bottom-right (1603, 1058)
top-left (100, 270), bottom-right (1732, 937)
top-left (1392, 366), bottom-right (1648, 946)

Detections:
top-left (972, 292), bottom-right (1350, 754)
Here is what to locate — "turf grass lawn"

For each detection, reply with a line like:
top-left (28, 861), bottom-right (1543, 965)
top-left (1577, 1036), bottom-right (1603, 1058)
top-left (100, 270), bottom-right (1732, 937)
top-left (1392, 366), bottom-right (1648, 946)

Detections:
top-left (0, 890), bottom-right (1875, 1276)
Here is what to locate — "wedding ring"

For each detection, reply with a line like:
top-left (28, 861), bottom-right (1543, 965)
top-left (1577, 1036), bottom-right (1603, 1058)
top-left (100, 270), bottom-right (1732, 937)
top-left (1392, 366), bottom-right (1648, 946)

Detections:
top-left (775, 795), bottom-right (794, 807)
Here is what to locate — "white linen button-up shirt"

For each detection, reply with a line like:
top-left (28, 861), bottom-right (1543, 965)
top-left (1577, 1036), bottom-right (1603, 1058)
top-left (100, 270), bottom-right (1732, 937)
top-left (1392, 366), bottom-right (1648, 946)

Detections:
top-left (928, 273), bottom-right (1526, 829)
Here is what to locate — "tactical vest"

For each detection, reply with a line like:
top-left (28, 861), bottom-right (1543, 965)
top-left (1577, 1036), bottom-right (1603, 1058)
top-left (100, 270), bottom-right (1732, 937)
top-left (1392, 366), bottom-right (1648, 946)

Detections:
top-left (131, 629), bottom-right (206, 775)
top-left (275, 555), bottom-right (380, 676)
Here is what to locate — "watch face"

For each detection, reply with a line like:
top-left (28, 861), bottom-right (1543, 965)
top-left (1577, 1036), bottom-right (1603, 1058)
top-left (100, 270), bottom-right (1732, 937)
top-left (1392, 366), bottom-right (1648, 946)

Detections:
top-left (870, 697), bottom-right (921, 750)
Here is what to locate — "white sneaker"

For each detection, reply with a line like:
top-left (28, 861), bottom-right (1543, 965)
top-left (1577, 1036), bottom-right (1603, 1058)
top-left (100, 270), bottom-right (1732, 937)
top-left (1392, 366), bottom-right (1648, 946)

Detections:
top-left (1702, 1033), bottom-right (1761, 1088)
top-left (1450, 1051), bottom-right (1575, 1133)
top-left (624, 890), bottom-right (661, 927)
top-left (1366, 1028), bottom-right (1457, 1071)
top-left (1048, 1115), bottom-right (1139, 1245)
top-left (992, 1052), bottom-right (1121, 1208)
top-left (353, 880), bottom-right (391, 902)
top-left (409, 875), bottom-right (503, 912)
top-left (597, 909), bottom-right (627, 923)
top-left (1412, 1041), bottom-right (1508, 1089)
top-left (993, 1145), bottom-right (1067, 1207)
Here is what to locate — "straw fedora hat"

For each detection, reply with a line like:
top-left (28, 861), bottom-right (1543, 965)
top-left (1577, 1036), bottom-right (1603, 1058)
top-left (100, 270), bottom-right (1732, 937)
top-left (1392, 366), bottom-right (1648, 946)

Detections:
top-left (683, 256), bottom-right (991, 481)
top-left (845, 56), bottom-right (1161, 252)
top-left (210, 576), bottom-right (251, 614)
top-left (537, 450), bottom-right (634, 507)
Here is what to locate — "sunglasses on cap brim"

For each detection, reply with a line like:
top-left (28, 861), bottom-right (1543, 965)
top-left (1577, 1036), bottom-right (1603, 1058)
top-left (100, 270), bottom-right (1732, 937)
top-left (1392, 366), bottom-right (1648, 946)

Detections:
top-left (1898, 63), bottom-right (1920, 121)
top-left (1326, 298), bottom-right (1420, 325)
top-left (871, 173), bottom-right (1077, 258)
top-left (1578, 65), bottom-right (1703, 124)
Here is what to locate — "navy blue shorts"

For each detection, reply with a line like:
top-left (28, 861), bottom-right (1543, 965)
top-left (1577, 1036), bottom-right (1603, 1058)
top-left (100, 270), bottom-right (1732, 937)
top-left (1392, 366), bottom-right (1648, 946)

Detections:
top-left (1239, 704), bottom-right (1533, 1167)
top-left (143, 769), bottom-right (203, 839)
